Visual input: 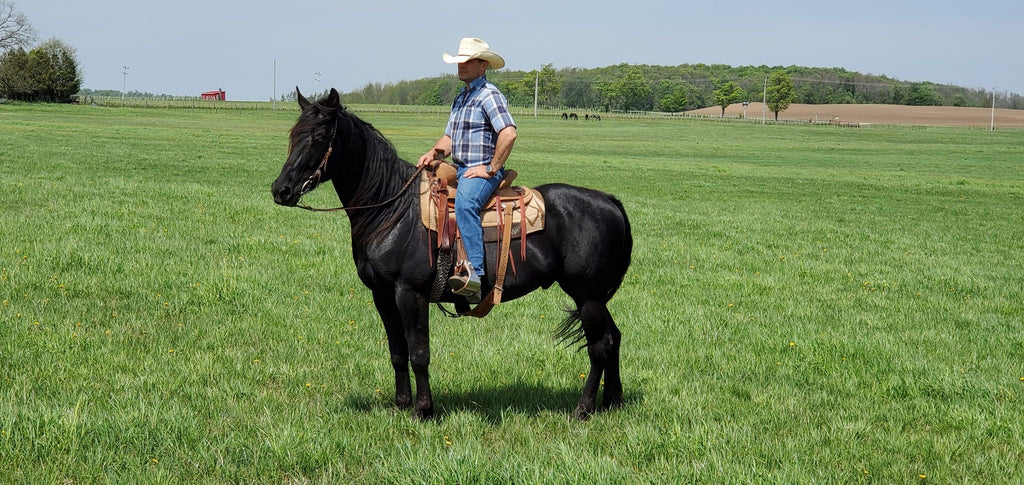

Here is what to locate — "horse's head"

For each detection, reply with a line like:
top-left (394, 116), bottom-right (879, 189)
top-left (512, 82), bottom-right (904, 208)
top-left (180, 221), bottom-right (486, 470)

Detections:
top-left (272, 87), bottom-right (343, 206)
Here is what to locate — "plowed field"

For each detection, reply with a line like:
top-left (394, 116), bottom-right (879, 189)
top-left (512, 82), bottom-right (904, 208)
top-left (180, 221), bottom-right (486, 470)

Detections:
top-left (689, 102), bottom-right (1024, 127)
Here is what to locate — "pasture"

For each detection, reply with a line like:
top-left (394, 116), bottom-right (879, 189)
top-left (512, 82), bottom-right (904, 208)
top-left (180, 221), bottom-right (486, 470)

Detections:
top-left (1, 103), bottom-right (1022, 482)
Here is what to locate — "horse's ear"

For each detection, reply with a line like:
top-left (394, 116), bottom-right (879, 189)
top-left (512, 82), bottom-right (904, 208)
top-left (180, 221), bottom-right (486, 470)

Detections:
top-left (296, 87), bottom-right (311, 110)
top-left (326, 88), bottom-right (340, 109)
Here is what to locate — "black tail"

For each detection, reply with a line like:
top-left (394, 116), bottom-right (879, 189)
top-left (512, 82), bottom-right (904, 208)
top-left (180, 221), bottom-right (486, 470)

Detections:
top-left (554, 306), bottom-right (585, 350)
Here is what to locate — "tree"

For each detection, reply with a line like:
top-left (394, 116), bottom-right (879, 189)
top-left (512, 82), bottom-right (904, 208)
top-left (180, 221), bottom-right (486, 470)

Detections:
top-left (596, 67), bottom-right (651, 111)
top-left (905, 82), bottom-right (942, 106)
top-left (654, 79), bottom-right (688, 112)
top-left (712, 81), bottom-right (744, 117)
top-left (0, 37), bottom-right (81, 101)
top-left (766, 70), bottom-right (795, 121)
top-left (33, 38), bottom-right (81, 101)
top-left (0, 0), bottom-right (35, 52)
top-left (522, 63), bottom-right (561, 107)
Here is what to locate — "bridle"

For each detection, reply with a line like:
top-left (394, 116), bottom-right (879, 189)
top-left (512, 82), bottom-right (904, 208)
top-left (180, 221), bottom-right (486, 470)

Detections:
top-left (294, 116), bottom-right (424, 213)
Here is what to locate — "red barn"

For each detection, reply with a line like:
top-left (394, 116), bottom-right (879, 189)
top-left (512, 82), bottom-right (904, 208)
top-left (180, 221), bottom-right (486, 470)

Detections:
top-left (201, 89), bottom-right (226, 100)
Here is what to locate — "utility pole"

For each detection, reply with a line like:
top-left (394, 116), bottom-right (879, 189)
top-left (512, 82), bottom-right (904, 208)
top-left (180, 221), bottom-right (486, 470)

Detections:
top-left (121, 65), bottom-right (129, 106)
top-left (761, 75), bottom-right (767, 125)
top-left (991, 89), bottom-right (996, 131)
top-left (273, 60), bottom-right (277, 111)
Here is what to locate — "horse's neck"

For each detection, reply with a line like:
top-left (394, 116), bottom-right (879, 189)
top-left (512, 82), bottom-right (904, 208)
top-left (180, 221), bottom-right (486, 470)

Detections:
top-left (330, 121), bottom-right (415, 235)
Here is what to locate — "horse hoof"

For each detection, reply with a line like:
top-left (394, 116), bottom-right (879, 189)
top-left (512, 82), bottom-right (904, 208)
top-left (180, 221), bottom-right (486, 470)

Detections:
top-left (412, 408), bottom-right (435, 421)
top-left (571, 404), bottom-right (594, 421)
top-left (599, 394), bottom-right (624, 411)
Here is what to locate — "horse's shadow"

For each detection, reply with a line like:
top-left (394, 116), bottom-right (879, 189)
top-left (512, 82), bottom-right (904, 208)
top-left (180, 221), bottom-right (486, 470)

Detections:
top-left (346, 383), bottom-right (640, 424)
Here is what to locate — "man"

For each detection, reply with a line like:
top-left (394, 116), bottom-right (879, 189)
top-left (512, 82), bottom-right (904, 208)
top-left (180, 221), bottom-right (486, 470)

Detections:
top-left (417, 37), bottom-right (517, 301)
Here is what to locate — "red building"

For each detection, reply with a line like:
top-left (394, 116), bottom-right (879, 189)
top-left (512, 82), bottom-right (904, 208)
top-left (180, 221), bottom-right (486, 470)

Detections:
top-left (201, 89), bottom-right (226, 100)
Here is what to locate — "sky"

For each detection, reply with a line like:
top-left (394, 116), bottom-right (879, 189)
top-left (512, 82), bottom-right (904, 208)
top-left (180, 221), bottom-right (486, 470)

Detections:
top-left (17, 0), bottom-right (1024, 101)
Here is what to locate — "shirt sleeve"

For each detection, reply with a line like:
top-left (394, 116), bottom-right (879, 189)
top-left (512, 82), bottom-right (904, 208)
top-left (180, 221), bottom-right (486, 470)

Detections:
top-left (481, 89), bottom-right (516, 134)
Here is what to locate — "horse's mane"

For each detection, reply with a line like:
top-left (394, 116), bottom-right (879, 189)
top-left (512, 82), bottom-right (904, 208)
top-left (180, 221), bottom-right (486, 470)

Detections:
top-left (293, 103), bottom-right (414, 243)
top-left (344, 111), bottom-right (416, 243)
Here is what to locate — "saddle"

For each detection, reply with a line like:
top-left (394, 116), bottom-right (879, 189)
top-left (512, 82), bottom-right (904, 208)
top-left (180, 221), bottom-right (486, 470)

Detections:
top-left (419, 162), bottom-right (546, 317)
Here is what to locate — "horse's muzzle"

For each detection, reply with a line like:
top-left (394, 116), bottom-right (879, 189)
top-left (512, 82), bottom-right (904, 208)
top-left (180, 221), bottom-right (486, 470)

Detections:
top-left (272, 183), bottom-right (299, 206)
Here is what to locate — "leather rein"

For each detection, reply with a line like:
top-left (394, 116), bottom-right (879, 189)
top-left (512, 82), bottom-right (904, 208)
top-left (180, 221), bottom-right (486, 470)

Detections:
top-left (296, 118), bottom-right (424, 213)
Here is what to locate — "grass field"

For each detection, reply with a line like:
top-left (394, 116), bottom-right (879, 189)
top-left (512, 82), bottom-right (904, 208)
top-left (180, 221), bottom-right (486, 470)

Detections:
top-left (1, 103), bottom-right (1023, 483)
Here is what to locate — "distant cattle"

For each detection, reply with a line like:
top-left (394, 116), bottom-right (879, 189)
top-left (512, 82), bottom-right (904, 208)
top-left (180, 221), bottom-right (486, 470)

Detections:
top-left (562, 112), bottom-right (568, 120)
top-left (569, 113), bottom-right (578, 120)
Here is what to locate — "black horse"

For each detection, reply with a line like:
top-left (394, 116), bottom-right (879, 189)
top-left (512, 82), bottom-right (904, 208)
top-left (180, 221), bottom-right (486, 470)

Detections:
top-left (272, 88), bottom-right (632, 420)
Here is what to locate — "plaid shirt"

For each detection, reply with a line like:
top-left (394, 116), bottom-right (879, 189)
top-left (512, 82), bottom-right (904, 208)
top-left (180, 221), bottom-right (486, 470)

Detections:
top-left (445, 75), bottom-right (516, 168)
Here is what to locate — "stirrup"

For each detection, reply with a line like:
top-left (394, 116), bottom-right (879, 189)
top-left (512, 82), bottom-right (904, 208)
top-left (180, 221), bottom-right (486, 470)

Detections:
top-left (448, 264), bottom-right (481, 302)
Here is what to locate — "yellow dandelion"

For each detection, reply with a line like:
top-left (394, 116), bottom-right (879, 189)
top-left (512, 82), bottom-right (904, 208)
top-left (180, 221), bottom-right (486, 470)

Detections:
top-left (305, 382), bottom-right (312, 388)
top-left (168, 349), bottom-right (174, 353)
top-left (579, 373), bottom-right (586, 378)
top-left (105, 329), bottom-right (111, 335)
top-left (919, 475), bottom-right (926, 479)
top-left (151, 458), bottom-right (159, 464)
top-left (375, 388), bottom-right (382, 394)
top-left (444, 435), bottom-right (452, 446)
top-left (253, 359), bottom-right (260, 363)
top-left (449, 352), bottom-right (454, 357)
top-left (728, 303), bottom-right (734, 308)
top-left (789, 342), bottom-right (795, 347)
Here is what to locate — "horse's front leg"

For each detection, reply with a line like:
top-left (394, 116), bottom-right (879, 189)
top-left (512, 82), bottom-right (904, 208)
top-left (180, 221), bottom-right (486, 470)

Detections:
top-left (373, 290), bottom-right (412, 409)
top-left (393, 285), bottom-right (433, 420)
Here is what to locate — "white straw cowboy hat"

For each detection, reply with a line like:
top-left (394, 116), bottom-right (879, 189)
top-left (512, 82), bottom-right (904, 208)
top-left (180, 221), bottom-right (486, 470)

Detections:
top-left (442, 37), bottom-right (505, 69)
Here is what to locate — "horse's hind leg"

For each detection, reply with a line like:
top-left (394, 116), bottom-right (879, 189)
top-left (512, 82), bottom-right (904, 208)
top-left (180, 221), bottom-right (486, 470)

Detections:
top-left (573, 300), bottom-right (621, 419)
top-left (598, 312), bottom-right (624, 411)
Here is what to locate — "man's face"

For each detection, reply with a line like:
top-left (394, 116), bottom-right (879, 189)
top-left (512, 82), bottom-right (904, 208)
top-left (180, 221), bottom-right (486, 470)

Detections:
top-left (458, 59), bottom-right (488, 83)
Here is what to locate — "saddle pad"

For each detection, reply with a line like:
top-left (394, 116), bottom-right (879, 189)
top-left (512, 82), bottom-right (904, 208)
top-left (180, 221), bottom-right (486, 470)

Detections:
top-left (418, 173), bottom-right (545, 240)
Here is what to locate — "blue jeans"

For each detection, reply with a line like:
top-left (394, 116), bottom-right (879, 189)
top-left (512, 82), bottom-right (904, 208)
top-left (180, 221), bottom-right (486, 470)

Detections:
top-left (455, 166), bottom-right (504, 276)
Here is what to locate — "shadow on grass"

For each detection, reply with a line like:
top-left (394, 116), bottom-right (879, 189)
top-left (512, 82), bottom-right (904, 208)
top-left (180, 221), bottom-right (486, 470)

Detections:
top-left (346, 383), bottom-right (641, 424)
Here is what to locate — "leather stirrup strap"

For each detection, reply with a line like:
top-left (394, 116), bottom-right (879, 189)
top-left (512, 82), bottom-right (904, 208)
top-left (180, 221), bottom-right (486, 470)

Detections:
top-left (464, 203), bottom-right (514, 318)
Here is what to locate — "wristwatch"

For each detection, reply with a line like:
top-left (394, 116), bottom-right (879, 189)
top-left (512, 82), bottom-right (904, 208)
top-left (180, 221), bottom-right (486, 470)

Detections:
top-left (486, 164), bottom-right (497, 177)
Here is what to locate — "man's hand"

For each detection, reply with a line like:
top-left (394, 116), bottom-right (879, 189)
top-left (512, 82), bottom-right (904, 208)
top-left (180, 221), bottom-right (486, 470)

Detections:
top-left (462, 165), bottom-right (491, 179)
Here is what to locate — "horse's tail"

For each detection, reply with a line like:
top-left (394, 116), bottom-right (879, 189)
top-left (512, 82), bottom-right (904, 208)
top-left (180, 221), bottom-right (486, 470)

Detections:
top-left (554, 194), bottom-right (632, 349)
top-left (554, 307), bottom-right (585, 350)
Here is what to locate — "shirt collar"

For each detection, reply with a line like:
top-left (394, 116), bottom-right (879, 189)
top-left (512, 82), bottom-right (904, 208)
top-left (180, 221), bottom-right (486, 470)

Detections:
top-left (463, 75), bottom-right (488, 92)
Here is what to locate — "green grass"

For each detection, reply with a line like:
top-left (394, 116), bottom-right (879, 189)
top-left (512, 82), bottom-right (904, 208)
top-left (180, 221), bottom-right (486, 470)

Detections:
top-left (1, 103), bottom-right (1023, 483)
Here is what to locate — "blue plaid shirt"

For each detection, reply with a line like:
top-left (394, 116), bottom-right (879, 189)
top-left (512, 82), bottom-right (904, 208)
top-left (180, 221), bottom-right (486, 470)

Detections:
top-left (445, 75), bottom-right (516, 168)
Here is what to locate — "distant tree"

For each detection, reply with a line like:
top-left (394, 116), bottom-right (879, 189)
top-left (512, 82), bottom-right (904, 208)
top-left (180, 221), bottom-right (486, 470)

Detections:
top-left (560, 75), bottom-right (598, 109)
top-left (32, 38), bottom-right (81, 101)
top-left (952, 94), bottom-right (968, 107)
top-left (521, 63), bottom-right (561, 107)
top-left (0, 46), bottom-right (29, 95)
top-left (596, 67), bottom-right (651, 111)
top-left (712, 81), bottom-right (744, 117)
top-left (905, 83), bottom-right (942, 106)
top-left (654, 80), bottom-right (688, 112)
top-left (766, 70), bottom-right (795, 120)
top-left (0, 38), bottom-right (81, 101)
top-left (0, 0), bottom-right (36, 52)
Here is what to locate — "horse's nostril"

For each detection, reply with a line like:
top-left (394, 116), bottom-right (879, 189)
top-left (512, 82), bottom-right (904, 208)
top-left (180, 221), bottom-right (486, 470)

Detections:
top-left (278, 185), bottom-right (292, 198)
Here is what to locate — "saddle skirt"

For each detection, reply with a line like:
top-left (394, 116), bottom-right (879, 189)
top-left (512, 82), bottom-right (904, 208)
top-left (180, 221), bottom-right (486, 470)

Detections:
top-left (418, 169), bottom-right (546, 242)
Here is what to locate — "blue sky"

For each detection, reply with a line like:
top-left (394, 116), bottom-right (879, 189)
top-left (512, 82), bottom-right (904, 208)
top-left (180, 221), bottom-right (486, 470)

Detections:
top-left (18, 0), bottom-right (1024, 100)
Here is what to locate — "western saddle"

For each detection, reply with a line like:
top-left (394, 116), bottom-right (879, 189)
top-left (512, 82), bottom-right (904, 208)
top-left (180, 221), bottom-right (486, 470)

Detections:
top-left (419, 161), bottom-right (545, 317)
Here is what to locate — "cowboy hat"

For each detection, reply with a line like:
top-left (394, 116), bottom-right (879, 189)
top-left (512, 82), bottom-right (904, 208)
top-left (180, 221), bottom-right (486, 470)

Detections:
top-left (442, 37), bottom-right (505, 70)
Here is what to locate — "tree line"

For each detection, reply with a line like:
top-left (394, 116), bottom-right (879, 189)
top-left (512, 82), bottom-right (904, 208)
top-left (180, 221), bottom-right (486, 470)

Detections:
top-left (342, 63), bottom-right (1024, 112)
top-left (0, 1), bottom-right (81, 102)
